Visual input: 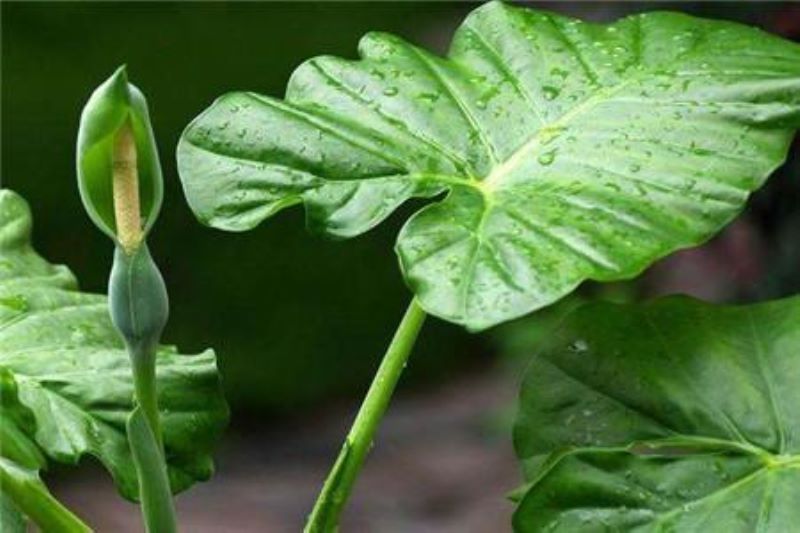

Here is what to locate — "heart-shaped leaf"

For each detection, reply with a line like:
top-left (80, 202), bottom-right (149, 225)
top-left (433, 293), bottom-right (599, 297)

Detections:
top-left (513, 296), bottom-right (800, 532)
top-left (0, 189), bottom-right (229, 500)
top-left (178, 1), bottom-right (800, 329)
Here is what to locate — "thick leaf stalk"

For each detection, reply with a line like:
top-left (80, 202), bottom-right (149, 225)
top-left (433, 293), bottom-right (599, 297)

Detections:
top-left (77, 67), bottom-right (176, 533)
top-left (0, 458), bottom-right (92, 533)
top-left (306, 300), bottom-right (426, 532)
top-left (109, 244), bottom-right (169, 445)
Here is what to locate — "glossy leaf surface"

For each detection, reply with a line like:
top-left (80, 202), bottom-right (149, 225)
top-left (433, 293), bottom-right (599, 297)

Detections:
top-left (179, 1), bottom-right (800, 329)
top-left (0, 189), bottom-right (228, 500)
top-left (514, 296), bottom-right (800, 532)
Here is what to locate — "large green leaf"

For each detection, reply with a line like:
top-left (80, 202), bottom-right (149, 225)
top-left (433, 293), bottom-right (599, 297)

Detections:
top-left (513, 296), bottom-right (800, 532)
top-left (178, 1), bottom-right (800, 330)
top-left (0, 189), bottom-right (229, 500)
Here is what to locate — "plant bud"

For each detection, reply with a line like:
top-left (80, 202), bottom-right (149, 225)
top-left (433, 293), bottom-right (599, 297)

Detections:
top-left (108, 244), bottom-right (169, 356)
top-left (76, 66), bottom-right (163, 252)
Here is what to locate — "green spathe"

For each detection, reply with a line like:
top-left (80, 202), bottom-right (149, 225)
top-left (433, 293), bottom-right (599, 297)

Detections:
top-left (76, 65), bottom-right (163, 243)
top-left (177, 1), bottom-right (800, 330)
top-left (513, 295), bottom-right (800, 532)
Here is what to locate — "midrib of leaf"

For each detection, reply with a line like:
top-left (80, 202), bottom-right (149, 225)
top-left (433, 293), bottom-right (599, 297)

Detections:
top-left (479, 76), bottom-right (635, 192)
top-left (641, 450), bottom-right (800, 529)
top-left (439, 23), bottom-right (712, 195)
top-left (646, 466), bottom-right (770, 529)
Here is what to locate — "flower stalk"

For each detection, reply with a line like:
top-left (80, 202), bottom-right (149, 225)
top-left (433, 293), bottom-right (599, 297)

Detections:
top-left (108, 123), bottom-right (175, 533)
top-left (77, 66), bottom-right (175, 533)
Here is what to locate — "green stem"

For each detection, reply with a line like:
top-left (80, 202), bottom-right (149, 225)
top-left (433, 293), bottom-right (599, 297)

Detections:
top-left (109, 244), bottom-right (175, 532)
top-left (131, 344), bottom-right (163, 446)
top-left (0, 460), bottom-right (92, 532)
top-left (128, 343), bottom-right (176, 533)
top-left (305, 299), bottom-right (427, 533)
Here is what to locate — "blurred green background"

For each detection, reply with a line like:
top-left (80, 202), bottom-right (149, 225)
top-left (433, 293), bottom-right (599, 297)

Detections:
top-left (3, 1), bottom-right (798, 420)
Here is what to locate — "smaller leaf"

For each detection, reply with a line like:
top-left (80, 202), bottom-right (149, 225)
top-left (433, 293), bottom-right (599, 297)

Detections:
top-left (76, 66), bottom-right (163, 244)
top-left (513, 296), bottom-right (800, 532)
top-left (0, 189), bottom-right (229, 500)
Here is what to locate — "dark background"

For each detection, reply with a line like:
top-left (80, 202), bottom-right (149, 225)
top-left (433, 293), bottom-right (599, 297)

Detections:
top-left (2, 2), bottom-right (798, 531)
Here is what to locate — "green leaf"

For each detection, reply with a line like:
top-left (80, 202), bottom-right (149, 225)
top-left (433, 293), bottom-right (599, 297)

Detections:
top-left (0, 493), bottom-right (27, 533)
top-left (76, 65), bottom-right (163, 242)
top-left (513, 296), bottom-right (800, 532)
top-left (0, 373), bottom-right (88, 532)
top-left (177, 1), bottom-right (800, 330)
top-left (0, 189), bottom-right (229, 500)
top-left (0, 367), bottom-right (45, 471)
top-left (0, 368), bottom-right (45, 532)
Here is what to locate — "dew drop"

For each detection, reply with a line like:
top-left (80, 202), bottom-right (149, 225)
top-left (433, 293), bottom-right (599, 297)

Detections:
top-left (542, 85), bottom-right (560, 100)
top-left (538, 150), bottom-right (557, 166)
top-left (569, 339), bottom-right (588, 353)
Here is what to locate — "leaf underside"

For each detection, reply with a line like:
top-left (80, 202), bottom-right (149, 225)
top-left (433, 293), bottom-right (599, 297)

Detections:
top-left (513, 296), bottom-right (800, 532)
top-left (0, 189), bottom-right (229, 501)
top-left (178, 0), bottom-right (800, 329)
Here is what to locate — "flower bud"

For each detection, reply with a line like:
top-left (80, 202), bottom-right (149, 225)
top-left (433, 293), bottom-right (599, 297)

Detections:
top-left (76, 66), bottom-right (163, 252)
top-left (108, 244), bottom-right (169, 356)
